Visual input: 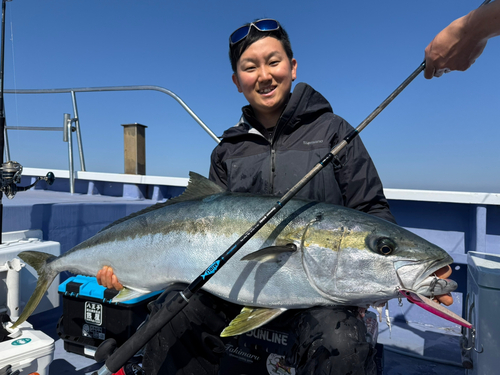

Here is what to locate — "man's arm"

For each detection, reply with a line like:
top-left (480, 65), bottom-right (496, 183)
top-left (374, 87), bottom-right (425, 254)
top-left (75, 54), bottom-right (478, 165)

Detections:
top-left (424, 1), bottom-right (500, 79)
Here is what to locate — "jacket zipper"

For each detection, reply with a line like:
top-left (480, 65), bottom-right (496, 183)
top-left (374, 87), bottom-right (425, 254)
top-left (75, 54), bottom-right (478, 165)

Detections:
top-left (269, 114), bottom-right (288, 195)
top-left (270, 147), bottom-right (276, 194)
top-left (252, 129), bottom-right (275, 195)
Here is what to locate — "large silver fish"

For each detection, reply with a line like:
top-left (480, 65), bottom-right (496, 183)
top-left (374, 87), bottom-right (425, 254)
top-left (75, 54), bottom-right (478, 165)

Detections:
top-left (12, 172), bottom-right (457, 334)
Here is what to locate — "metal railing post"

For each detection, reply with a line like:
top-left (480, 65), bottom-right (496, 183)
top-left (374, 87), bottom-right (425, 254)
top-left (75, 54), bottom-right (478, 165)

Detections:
top-left (71, 91), bottom-right (86, 171)
top-left (64, 113), bottom-right (74, 194)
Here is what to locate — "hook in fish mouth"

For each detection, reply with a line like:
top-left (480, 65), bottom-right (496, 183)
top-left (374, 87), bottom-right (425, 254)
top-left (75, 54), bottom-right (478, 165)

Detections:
top-left (427, 276), bottom-right (449, 298)
top-left (412, 272), bottom-right (457, 296)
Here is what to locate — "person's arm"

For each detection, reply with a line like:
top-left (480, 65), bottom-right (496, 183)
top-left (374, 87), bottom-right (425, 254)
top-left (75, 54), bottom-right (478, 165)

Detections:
top-left (424, 0), bottom-right (500, 79)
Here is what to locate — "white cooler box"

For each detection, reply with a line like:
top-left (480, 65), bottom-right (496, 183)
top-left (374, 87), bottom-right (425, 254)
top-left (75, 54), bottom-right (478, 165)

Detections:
top-left (0, 321), bottom-right (54, 375)
top-left (0, 230), bottom-right (60, 375)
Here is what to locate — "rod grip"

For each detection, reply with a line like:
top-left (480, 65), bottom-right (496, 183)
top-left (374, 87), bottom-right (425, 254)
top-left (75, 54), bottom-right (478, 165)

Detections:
top-left (102, 291), bottom-right (189, 373)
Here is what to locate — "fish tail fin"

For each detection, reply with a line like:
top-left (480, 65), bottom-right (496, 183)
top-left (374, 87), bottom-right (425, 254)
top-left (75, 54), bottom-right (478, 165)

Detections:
top-left (10, 251), bottom-right (58, 329)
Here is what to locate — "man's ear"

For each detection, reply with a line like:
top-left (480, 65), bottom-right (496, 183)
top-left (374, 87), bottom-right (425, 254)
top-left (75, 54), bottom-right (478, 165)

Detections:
top-left (232, 73), bottom-right (243, 93)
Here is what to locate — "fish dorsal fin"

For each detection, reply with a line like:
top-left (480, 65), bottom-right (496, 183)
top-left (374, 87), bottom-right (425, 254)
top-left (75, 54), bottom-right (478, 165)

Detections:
top-left (241, 244), bottom-right (298, 263)
top-left (220, 306), bottom-right (287, 337)
top-left (99, 172), bottom-right (226, 233)
top-left (172, 171), bottom-right (226, 202)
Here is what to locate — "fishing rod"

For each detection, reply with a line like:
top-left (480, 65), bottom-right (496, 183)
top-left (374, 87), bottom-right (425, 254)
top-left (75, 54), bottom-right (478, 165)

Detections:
top-left (94, 2), bottom-right (492, 372)
top-left (0, 0), bottom-right (11, 244)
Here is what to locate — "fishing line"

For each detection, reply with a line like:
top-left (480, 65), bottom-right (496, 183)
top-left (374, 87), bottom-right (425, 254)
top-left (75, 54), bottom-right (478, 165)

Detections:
top-left (5, 14), bottom-right (22, 157)
top-left (9, 20), bottom-right (19, 130)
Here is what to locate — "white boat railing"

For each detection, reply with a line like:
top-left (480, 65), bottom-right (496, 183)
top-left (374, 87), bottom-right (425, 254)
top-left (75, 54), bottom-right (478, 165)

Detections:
top-left (3, 85), bottom-right (220, 193)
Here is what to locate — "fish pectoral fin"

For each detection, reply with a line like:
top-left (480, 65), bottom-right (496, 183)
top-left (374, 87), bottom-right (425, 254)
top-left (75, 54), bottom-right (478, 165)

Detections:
top-left (111, 286), bottom-right (152, 303)
top-left (220, 306), bottom-right (287, 337)
top-left (241, 244), bottom-right (297, 263)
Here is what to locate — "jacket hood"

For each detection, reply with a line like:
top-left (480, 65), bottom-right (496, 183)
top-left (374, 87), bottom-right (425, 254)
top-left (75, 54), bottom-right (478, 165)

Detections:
top-left (220, 82), bottom-right (333, 140)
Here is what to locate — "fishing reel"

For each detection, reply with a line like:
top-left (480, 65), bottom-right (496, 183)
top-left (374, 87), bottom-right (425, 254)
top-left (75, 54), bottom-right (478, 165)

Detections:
top-left (0, 161), bottom-right (55, 199)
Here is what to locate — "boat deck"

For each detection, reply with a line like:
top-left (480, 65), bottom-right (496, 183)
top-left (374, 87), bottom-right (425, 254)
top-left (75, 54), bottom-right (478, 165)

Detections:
top-left (29, 309), bottom-right (465, 375)
top-left (48, 340), bottom-right (465, 375)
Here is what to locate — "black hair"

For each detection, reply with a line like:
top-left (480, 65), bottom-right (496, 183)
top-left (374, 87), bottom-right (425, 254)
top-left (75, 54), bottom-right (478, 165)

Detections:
top-left (229, 20), bottom-right (294, 73)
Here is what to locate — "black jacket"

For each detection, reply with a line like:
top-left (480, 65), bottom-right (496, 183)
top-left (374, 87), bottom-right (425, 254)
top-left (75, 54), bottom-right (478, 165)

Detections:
top-left (209, 82), bottom-right (395, 223)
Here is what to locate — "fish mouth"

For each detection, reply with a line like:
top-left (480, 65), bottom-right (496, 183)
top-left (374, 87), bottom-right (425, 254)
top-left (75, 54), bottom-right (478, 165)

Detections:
top-left (394, 254), bottom-right (457, 297)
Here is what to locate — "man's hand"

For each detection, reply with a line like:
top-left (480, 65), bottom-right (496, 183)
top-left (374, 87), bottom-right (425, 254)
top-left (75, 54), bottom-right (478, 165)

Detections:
top-left (96, 265), bottom-right (124, 291)
top-left (424, 1), bottom-right (500, 79)
top-left (424, 16), bottom-right (487, 79)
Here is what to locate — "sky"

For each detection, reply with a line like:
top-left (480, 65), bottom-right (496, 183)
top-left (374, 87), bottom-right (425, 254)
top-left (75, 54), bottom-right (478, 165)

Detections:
top-left (1, 0), bottom-right (499, 193)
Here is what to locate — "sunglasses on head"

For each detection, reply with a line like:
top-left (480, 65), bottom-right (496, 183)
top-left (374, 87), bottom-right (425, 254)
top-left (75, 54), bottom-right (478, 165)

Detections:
top-left (229, 19), bottom-right (280, 45)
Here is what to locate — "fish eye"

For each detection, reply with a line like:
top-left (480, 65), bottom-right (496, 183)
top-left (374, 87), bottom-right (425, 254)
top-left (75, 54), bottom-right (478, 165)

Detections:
top-left (376, 237), bottom-right (396, 256)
